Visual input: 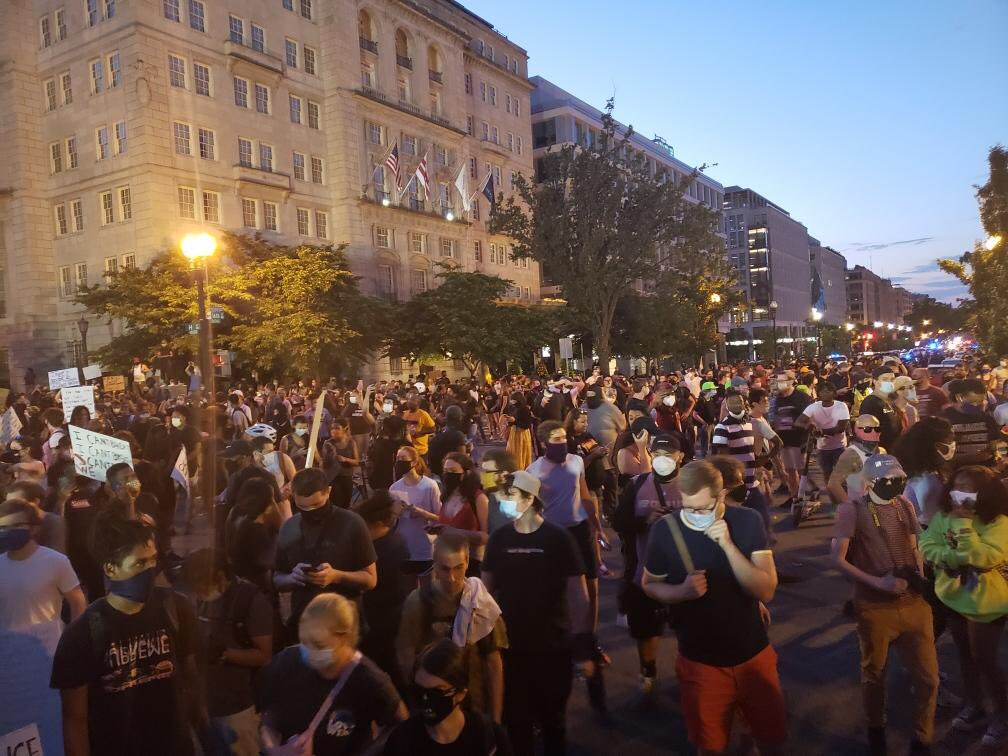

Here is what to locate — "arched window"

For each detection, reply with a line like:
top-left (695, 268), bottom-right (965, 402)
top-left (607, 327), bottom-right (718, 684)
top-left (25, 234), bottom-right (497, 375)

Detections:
top-left (358, 10), bottom-right (377, 53)
top-left (395, 29), bottom-right (411, 68)
top-left (427, 45), bottom-right (443, 84)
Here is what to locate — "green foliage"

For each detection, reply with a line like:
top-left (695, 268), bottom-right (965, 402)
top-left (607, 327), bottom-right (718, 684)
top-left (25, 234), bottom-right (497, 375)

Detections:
top-left (490, 99), bottom-right (725, 370)
top-left (903, 297), bottom-right (969, 333)
top-left (939, 146), bottom-right (1008, 355)
top-left (76, 233), bottom-right (387, 378)
top-left (384, 265), bottom-right (558, 376)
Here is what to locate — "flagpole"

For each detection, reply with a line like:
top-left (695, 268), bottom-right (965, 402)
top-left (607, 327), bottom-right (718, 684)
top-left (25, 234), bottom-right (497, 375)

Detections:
top-left (362, 140), bottom-right (397, 195)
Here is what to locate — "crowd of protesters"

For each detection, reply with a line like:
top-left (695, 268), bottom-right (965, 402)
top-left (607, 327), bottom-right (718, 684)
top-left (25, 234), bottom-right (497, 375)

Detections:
top-left (1, 347), bottom-right (1007, 756)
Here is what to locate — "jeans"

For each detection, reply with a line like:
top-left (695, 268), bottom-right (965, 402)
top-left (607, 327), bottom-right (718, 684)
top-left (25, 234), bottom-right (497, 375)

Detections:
top-left (210, 706), bottom-right (260, 756)
top-left (947, 612), bottom-right (1008, 714)
top-left (503, 647), bottom-right (573, 755)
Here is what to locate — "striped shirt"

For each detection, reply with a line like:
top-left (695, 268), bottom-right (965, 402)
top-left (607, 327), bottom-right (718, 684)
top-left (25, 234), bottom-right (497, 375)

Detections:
top-left (712, 415), bottom-right (757, 488)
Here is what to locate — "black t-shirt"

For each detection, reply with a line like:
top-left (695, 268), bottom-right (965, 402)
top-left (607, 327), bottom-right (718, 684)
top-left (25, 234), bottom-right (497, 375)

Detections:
top-left (256, 648), bottom-right (401, 756)
top-left (860, 394), bottom-right (902, 450)
top-left (362, 531), bottom-right (409, 639)
top-left (382, 711), bottom-right (513, 756)
top-left (940, 404), bottom-right (999, 464)
top-left (482, 521), bottom-right (584, 651)
top-left (275, 506), bottom-right (378, 626)
top-left (63, 486), bottom-right (106, 600)
top-left (50, 589), bottom-right (200, 756)
top-left (772, 391), bottom-right (812, 447)
top-left (343, 405), bottom-right (371, 436)
top-left (644, 506), bottom-right (769, 667)
top-left (428, 427), bottom-right (467, 476)
top-left (227, 514), bottom-right (277, 594)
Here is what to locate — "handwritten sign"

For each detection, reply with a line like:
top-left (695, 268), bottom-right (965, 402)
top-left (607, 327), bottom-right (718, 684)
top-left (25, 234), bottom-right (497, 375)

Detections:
top-left (47, 368), bottom-right (79, 390)
top-left (82, 364), bottom-right (102, 380)
top-left (68, 425), bottom-right (132, 482)
top-left (0, 407), bottom-right (22, 445)
top-left (0, 723), bottom-right (44, 756)
top-left (103, 375), bottom-right (127, 393)
top-left (60, 385), bottom-right (96, 416)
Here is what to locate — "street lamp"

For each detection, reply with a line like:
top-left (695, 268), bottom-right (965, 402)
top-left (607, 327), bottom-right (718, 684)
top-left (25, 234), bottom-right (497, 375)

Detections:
top-left (769, 300), bottom-right (778, 363)
top-left (810, 308), bottom-right (823, 359)
top-left (76, 316), bottom-right (89, 379)
top-left (873, 321), bottom-right (883, 329)
top-left (984, 234), bottom-right (1003, 251)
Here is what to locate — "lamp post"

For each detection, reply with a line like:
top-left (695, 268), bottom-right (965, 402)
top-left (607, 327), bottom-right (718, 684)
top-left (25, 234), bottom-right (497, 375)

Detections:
top-left (76, 316), bottom-right (89, 381)
top-left (845, 322), bottom-right (855, 357)
top-left (811, 307), bottom-right (823, 359)
top-left (769, 300), bottom-right (778, 364)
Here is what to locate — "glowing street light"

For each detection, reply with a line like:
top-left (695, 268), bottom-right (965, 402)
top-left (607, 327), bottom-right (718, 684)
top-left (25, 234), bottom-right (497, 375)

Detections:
top-left (381, 196), bottom-right (391, 207)
top-left (710, 293), bottom-right (722, 304)
top-left (445, 210), bottom-right (455, 222)
top-left (181, 232), bottom-right (217, 260)
top-left (922, 319), bottom-right (931, 326)
top-left (873, 321), bottom-right (883, 328)
top-left (984, 234), bottom-right (1003, 251)
top-left (845, 322), bottom-right (855, 331)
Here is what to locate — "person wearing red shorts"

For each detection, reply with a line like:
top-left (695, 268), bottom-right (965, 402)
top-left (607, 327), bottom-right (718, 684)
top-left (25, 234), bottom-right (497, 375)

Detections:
top-left (642, 460), bottom-right (786, 754)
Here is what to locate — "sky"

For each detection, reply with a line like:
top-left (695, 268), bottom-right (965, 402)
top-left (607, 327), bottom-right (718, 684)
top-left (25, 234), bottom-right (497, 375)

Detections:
top-left (464, 0), bottom-right (1008, 302)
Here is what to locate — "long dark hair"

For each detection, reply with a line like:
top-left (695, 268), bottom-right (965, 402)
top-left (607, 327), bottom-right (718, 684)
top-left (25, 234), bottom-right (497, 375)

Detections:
top-left (941, 465), bottom-right (1008, 524)
top-left (892, 416), bottom-right (954, 479)
top-left (441, 452), bottom-right (481, 507)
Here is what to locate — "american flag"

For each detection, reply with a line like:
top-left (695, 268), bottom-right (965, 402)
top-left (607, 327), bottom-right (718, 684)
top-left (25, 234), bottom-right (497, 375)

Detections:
top-left (385, 143), bottom-right (402, 191)
top-left (414, 151), bottom-right (430, 194)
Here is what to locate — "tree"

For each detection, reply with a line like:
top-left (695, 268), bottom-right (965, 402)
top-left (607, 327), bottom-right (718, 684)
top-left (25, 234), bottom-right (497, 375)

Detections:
top-left (939, 145), bottom-right (1008, 355)
top-left (383, 265), bottom-right (558, 378)
top-left (490, 100), bottom-right (725, 372)
top-left (904, 297), bottom-right (969, 334)
top-left (76, 233), bottom-right (387, 379)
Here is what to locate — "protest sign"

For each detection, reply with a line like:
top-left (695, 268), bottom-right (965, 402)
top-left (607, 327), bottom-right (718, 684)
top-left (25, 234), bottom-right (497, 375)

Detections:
top-left (0, 723), bottom-right (44, 756)
top-left (60, 385), bottom-right (96, 416)
top-left (47, 368), bottom-right (79, 390)
top-left (68, 425), bottom-right (132, 482)
top-left (0, 407), bottom-right (22, 445)
top-left (304, 392), bottom-right (326, 468)
top-left (103, 375), bottom-right (127, 393)
top-left (82, 364), bottom-right (102, 380)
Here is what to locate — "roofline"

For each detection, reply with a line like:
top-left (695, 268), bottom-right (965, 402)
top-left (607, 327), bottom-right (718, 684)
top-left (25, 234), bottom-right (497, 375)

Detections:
top-left (437, 0), bottom-right (530, 54)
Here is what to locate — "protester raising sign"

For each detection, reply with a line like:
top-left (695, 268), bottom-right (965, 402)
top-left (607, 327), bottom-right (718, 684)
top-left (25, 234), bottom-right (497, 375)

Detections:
top-left (82, 364), bottom-right (102, 380)
top-left (48, 368), bottom-right (79, 390)
top-left (60, 385), bottom-right (96, 416)
top-left (67, 425), bottom-right (132, 482)
top-left (103, 375), bottom-right (127, 393)
top-left (0, 407), bottom-right (22, 445)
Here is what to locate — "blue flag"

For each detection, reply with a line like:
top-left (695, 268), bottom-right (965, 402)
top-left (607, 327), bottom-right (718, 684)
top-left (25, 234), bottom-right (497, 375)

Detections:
top-left (482, 173), bottom-right (495, 209)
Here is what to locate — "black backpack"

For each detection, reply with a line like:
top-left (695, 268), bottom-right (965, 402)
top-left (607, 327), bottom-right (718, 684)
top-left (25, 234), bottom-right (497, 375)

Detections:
top-left (611, 473), bottom-right (651, 537)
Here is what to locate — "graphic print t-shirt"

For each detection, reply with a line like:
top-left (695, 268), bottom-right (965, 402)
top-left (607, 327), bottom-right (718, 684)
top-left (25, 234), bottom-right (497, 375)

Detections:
top-left (50, 590), bottom-right (199, 756)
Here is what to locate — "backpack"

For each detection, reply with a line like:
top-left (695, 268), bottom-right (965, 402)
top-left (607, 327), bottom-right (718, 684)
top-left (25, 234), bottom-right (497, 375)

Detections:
top-left (611, 473), bottom-right (652, 537)
top-left (227, 578), bottom-right (260, 649)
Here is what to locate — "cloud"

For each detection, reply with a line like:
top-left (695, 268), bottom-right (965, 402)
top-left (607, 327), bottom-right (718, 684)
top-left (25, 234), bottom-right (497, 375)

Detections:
top-left (895, 260), bottom-right (943, 276)
top-left (842, 237), bottom-right (934, 253)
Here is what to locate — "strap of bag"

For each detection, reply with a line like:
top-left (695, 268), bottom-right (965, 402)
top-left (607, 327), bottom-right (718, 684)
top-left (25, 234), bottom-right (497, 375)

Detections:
top-left (300, 651), bottom-right (363, 744)
top-left (663, 511), bottom-right (695, 574)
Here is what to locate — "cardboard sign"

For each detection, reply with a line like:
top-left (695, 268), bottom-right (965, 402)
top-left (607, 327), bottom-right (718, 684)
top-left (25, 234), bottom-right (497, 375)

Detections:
top-left (82, 364), bottom-right (102, 380)
top-left (47, 368), bottom-right (79, 390)
top-left (0, 723), bottom-right (44, 756)
top-left (304, 392), bottom-right (326, 468)
top-left (0, 407), bottom-right (22, 445)
top-left (60, 385), bottom-right (96, 416)
top-left (68, 425), bottom-right (132, 482)
top-left (103, 375), bottom-right (127, 393)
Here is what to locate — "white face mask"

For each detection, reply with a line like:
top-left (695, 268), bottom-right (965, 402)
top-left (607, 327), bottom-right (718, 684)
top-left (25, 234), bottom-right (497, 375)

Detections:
top-left (498, 493), bottom-right (531, 520)
top-left (680, 508), bottom-right (717, 531)
top-left (905, 389), bottom-right (917, 401)
top-left (937, 441), bottom-right (956, 461)
top-left (652, 455), bottom-right (677, 476)
top-left (300, 644), bottom-right (334, 671)
top-left (662, 395), bottom-right (675, 407)
top-left (728, 409), bottom-right (745, 419)
top-left (382, 402), bottom-right (394, 414)
top-left (171, 417), bottom-right (183, 428)
top-left (949, 490), bottom-right (976, 509)
top-left (349, 396), bottom-right (358, 404)
top-left (295, 427), bottom-right (309, 437)
top-left (879, 381), bottom-right (895, 395)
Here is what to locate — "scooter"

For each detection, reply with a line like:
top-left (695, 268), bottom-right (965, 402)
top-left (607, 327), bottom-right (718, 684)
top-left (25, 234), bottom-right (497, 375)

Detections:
top-left (791, 432), bottom-right (826, 528)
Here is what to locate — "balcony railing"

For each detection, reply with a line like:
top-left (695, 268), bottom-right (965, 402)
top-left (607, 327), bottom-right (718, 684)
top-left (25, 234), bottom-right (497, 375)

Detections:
top-left (223, 38), bottom-right (284, 76)
top-left (374, 188), bottom-right (391, 205)
top-left (354, 86), bottom-right (464, 134)
top-left (396, 54), bottom-right (412, 69)
top-left (407, 197), bottom-right (425, 212)
top-left (359, 37), bottom-right (378, 54)
top-left (428, 70), bottom-right (443, 84)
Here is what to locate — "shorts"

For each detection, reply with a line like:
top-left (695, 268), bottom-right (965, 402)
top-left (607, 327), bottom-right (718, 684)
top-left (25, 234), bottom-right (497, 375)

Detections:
top-left (780, 445), bottom-right (804, 470)
top-left (676, 644), bottom-right (787, 752)
top-left (568, 520), bottom-right (598, 580)
top-left (620, 582), bottom-right (668, 639)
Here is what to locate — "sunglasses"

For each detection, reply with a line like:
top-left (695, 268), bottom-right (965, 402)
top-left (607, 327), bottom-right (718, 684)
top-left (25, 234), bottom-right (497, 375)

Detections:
top-left (858, 426), bottom-right (881, 434)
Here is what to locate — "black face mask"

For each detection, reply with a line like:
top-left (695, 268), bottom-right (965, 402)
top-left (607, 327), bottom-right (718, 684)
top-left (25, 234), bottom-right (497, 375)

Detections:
top-left (872, 478), bottom-right (906, 501)
top-left (394, 461), bottom-right (413, 480)
top-left (298, 503), bottom-right (331, 524)
top-left (585, 394), bottom-right (602, 409)
top-left (728, 484), bottom-right (747, 503)
top-left (410, 684), bottom-right (457, 725)
top-left (442, 472), bottom-right (463, 494)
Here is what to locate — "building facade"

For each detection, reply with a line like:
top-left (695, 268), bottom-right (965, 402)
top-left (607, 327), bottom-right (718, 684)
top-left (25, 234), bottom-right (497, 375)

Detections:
top-left (846, 264), bottom-right (900, 326)
top-left (809, 239), bottom-right (848, 326)
top-left (0, 0), bottom-right (540, 386)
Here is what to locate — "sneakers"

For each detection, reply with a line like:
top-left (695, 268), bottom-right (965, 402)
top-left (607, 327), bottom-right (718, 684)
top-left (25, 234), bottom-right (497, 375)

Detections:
top-left (982, 717), bottom-right (1008, 747)
top-left (952, 704), bottom-right (987, 731)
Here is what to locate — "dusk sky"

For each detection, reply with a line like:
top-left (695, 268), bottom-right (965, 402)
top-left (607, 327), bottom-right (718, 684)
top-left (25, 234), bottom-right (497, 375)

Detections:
top-left (466, 0), bottom-right (1008, 302)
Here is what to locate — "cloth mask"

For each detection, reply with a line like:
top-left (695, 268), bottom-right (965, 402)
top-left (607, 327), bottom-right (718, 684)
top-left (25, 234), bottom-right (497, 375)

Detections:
top-left (937, 442), bottom-right (956, 461)
top-left (545, 442), bottom-right (568, 464)
top-left (412, 685), bottom-right (457, 725)
top-left (298, 503), bottom-right (331, 525)
top-left (949, 490), bottom-right (977, 509)
top-left (870, 478), bottom-right (906, 502)
top-left (106, 567), bottom-right (157, 603)
top-left (394, 460), bottom-right (413, 480)
top-left (300, 644), bottom-right (334, 671)
top-left (728, 484), bottom-right (747, 502)
top-left (442, 472), bottom-right (464, 492)
top-left (0, 528), bottom-right (31, 553)
top-left (680, 509), bottom-right (717, 531)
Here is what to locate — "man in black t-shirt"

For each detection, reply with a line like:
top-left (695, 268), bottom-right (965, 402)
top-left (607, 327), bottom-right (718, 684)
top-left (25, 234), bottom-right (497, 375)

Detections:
top-left (642, 460), bottom-right (785, 754)
top-left (860, 366), bottom-right (903, 451)
top-left (941, 378), bottom-right (1001, 467)
top-left (428, 405), bottom-right (469, 477)
top-left (770, 371), bottom-right (812, 503)
top-left (51, 514), bottom-right (204, 756)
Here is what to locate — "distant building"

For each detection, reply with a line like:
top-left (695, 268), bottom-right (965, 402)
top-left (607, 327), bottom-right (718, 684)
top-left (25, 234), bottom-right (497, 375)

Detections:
top-left (894, 286), bottom-right (913, 322)
top-left (846, 265), bottom-right (900, 325)
top-left (809, 239), bottom-right (848, 326)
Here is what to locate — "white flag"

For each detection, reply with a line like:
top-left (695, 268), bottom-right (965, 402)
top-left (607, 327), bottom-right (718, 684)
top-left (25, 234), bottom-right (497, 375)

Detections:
top-left (453, 164), bottom-right (470, 212)
top-left (171, 446), bottom-right (190, 492)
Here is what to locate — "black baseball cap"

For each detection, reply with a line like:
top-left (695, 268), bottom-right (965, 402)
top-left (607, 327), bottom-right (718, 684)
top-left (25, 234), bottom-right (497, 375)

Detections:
top-left (650, 434), bottom-right (684, 454)
top-left (220, 439), bottom-right (253, 458)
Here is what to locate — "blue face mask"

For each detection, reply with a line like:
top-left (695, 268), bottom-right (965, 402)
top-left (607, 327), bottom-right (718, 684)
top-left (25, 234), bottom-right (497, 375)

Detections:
top-left (106, 566), bottom-right (157, 603)
top-left (0, 528), bottom-right (31, 553)
top-left (498, 499), bottom-right (520, 519)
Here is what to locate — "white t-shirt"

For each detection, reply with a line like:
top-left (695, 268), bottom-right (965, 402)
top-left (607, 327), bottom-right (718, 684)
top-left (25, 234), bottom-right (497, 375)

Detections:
top-left (0, 546), bottom-right (80, 653)
top-left (802, 400), bottom-right (850, 450)
top-left (390, 475), bottom-right (442, 561)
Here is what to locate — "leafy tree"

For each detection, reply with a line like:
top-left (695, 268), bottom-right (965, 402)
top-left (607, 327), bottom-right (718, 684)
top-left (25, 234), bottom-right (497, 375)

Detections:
top-left (490, 100), bottom-right (725, 371)
top-left (76, 233), bottom-right (386, 379)
top-left (384, 265), bottom-right (558, 378)
top-left (903, 297), bottom-right (969, 334)
top-left (939, 146), bottom-right (1008, 355)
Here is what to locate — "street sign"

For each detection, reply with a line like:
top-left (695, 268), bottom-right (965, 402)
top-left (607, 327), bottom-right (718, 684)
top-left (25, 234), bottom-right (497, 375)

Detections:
top-left (187, 323), bottom-right (200, 335)
top-left (210, 307), bottom-right (224, 323)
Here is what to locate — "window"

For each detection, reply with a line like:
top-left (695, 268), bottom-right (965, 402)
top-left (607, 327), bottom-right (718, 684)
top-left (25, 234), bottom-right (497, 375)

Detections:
top-left (307, 100), bottom-right (320, 129)
top-left (259, 143), bottom-right (273, 171)
top-left (315, 211), bottom-right (328, 239)
top-left (361, 61), bottom-right (375, 88)
top-left (375, 226), bottom-right (391, 248)
top-left (121, 253), bottom-right (135, 269)
top-left (409, 232), bottom-right (426, 254)
top-left (434, 145), bottom-right (447, 166)
top-left (59, 266), bottom-right (73, 297)
top-left (292, 152), bottom-right (305, 180)
top-left (105, 0), bottom-right (116, 18)
top-left (86, 0), bottom-right (99, 26)
top-left (285, 39), bottom-right (297, 68)
top-left (104, 256), bottom-right (118, 276)
top-left (410, 269), bottom-right (427, 294)
top-left (469, 157), bottom-right (477, 178)
top-left (311, 156), bottom-right (323, 184)
top-left (44, 79), bottom-right (57, 111)
top-left (289, 94), bottom-right (302, 124)
top-left (50, 143), bottom-right (63, 174)
top-left (254, 83), bottom-right (269, 114)
top-left (61, 72), bottom-right (72, 104)
top-left (283, 0), bottom-right (293, 9)
top-left (114, 121), bottom-right (127, 154)
top-left (40, 17), bottom-right (51, 48)
top-left (198, 127), bottom-right (214, 159)
top-left (366, 121), bottom-right (384, 145)
top-left (194, 63), bottom-right (211, 96)
top-left (56, 9), bottom-right (67, 40)
top-left (507, 133), bottom-right (513, 151)
top-left (66, 137), bottom-right (78, 168)
top-left (96, 127), bottom-right (109, 159)
top-left (300, 0), bottom-right (312, 20)
top-left (296, 208), bottom-right (310, 235)
top-left (489, 86), bottom-right (497, 106)
top-left (238, 138), bottom-right (253, 167)
top-left (523, 286), bottom-right (531, 299)
top-left (485, 44), bottom-right (493, 61)
top-left (506, 94), bottom-right (512, 114)
top-left (480, 82), bottom-right (486, 102)
top-left (71, 199), bottom-right (83, 231)
top-left (108, 52), bottom-right (121, 88)
top-left (481, 122), bottom-right (489, 140)
top-left (99, 190), bottom-right (114, 225)
top-left (177, 187), bottom-right (196, 218)
top-left (90, 59), bottom-right (103, 94)
top-left (263, 201), bottom-right (278, 231)
top-left (76, 263), bottom-right (88, 291)
top-left (492, 126), bottom-right (499, 144)
top-left (439, 238), bottom-right (456, 258)
top-left (464, 73), bottom-right (472, 94)
top-left (403, 135), bottom-right (417, 155)
top-left (228, 15), bottom-right (244, 44)
top-left (304, 46), bottom-right (317, 75)
top-left (472, 240), bottom-right (483, 262)
top-left (173, 122), bottom-right (191, 155)
top-left (389, 355), bottom-right (403, 373)
top-left (188, 0), bottom-right (205, 31)
top-left (168, 55), bottom-right (186, 88)
top-left (511, 247), bottom-right (520, 266)
top-left (398, 76), bottom-right (409, 102)
top-left (378, 265), bottom-right (395, 301)
top-left (233, 77), bottom-right (248, 107)
top-left (242, 198), bottom-right (257, 228)
top-left (55, 204), bottom-right (68, 235)
top-left (202, 191), bottom-right (220, 223)
top-left (466, 116), bottom-right (474, 136)
top-left (521, 257), bottom-right (529, 269)
top-left (251, 24), bottom-right (265, 53)
top-left (118, 186), bottom-right (131, 220)
top-left (164, 0), bottom-right (180, 21)
top-left (516, 136), bottom-right (522, 155)
top-left (515, 98), bottom-right (520, 117)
